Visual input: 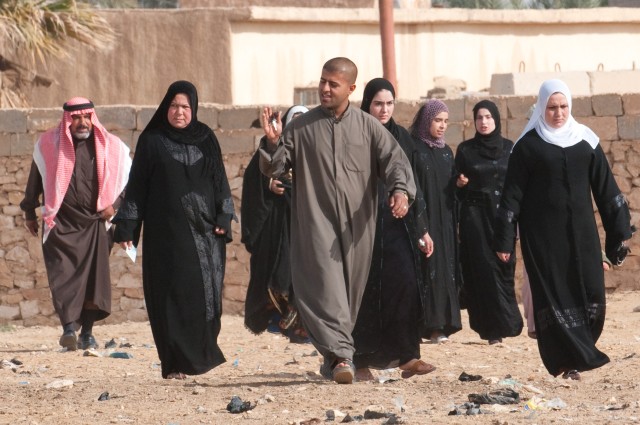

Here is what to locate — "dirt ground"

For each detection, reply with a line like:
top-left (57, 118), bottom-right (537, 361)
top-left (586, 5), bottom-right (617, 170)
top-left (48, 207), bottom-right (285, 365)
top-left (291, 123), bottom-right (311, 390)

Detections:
top-left (1, 292), bottom-right (639, 425)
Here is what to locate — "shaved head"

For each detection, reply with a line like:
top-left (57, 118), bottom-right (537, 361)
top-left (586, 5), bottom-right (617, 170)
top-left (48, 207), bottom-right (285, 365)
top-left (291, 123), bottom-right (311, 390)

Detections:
top-left (322, 57), bottom-right (358, 85)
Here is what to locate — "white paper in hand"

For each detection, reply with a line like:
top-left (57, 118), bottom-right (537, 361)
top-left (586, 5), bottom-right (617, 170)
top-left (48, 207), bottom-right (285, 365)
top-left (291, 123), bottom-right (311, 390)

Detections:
top-left (125, 245), bottom-right (137, 263)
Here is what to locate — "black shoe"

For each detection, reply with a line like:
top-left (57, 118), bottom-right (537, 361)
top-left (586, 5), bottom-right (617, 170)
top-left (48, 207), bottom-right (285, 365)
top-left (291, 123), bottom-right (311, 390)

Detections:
top-left (59, 330), bottom-right (77, 351)
top-left (77, 333), bottom-right (97, 350)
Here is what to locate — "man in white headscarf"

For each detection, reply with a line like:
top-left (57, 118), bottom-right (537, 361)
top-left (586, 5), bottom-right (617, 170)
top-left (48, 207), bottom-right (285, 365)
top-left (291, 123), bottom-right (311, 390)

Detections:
top-left (493, 79), bottom-right (633, 380)
top-left (21, 97), bottom-right (131, 351)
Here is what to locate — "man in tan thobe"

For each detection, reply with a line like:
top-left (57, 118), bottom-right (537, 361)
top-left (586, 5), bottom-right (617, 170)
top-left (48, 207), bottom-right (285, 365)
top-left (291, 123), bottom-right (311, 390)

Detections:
top-left (259, 57), bottom-right (416, 384)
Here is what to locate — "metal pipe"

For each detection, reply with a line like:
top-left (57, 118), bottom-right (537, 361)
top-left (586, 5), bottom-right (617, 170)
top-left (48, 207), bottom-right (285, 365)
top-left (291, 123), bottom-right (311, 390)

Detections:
top-left (379, 0), bottom-right (398, 95)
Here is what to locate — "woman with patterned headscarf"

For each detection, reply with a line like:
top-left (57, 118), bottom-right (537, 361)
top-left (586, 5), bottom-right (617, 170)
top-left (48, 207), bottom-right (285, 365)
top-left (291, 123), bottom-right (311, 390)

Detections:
top-left (352, 78), bottom-right (435, 380)
top-left (113, 81), bottom-right (236, 380)
top-left (494, 79), bottom-right (633, 380)
top-left (455, 100), bottom-right (523, 345)
top-left (410, 99), bottom-right (462, 344)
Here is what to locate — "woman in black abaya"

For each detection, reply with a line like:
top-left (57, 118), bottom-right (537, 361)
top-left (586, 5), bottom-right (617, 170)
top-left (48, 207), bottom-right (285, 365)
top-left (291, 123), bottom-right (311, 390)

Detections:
top-left (410, 99), bottom-right (462, 344)
top-left (352, 78), bottom-right (435, 380)
top-left (455, 100), bottom-right (523, 344)
top-left (494, 79), bottom-right (632, 380)
top-left (241, 105), bottom-right (309, 343)
top-left (114, 81), bottom-right (235, 379)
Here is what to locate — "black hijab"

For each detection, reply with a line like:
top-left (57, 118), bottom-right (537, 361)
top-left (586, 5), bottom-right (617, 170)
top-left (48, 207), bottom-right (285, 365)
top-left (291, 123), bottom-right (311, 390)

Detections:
top-left (144, 80), bottom-right (211, 145)
top-left (361, 77), bottom-right (401, 141)
top-left (472, 100), bottom-right (504, 159)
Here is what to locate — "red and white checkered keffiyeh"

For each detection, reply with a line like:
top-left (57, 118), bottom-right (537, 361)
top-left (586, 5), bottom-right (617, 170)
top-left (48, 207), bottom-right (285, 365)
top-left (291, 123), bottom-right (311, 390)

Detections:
top-left (33, 97), bottom-right (132, 242)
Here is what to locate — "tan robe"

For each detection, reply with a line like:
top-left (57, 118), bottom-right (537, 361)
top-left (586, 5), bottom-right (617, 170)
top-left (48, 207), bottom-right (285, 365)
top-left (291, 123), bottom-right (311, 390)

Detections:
top-left (259, 105), bottom-right (416, 361)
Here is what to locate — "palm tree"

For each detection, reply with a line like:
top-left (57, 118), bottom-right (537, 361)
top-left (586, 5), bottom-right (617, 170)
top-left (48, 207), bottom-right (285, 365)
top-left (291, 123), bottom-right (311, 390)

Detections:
top-left (0, 0), bottom-right (116, 107)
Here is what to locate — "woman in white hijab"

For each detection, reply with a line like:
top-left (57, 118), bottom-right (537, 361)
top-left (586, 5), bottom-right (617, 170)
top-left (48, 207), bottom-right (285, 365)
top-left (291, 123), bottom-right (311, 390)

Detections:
top-left (493, 79), bottom-right (633, 381)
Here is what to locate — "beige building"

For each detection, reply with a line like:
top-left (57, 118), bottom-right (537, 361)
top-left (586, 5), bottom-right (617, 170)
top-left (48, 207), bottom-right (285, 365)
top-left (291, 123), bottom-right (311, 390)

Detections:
top-left (25, 6), bottom-right (640, 108)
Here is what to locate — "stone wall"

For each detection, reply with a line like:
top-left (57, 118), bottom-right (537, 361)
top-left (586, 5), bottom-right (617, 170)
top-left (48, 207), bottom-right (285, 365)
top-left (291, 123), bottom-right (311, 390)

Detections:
top-left (0, 94), bottom-right (638, 326)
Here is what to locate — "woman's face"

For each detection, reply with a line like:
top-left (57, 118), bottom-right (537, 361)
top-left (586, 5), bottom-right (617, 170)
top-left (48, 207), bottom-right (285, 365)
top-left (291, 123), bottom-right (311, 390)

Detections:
top-left (429, 111), bottom-right (449, 139)
top-left (369, 89), bottom-right (395, 125)
top-left (475, 108), bottom-right (495, 135)
top-left (167, 93), bottom-right (192, 129)
top-left (544, 92), bottom-right (569, 129)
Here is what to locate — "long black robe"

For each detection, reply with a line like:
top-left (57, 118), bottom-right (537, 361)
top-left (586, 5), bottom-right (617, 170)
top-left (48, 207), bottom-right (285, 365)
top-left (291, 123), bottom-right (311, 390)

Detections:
top-left (113, 128), bottom-right (233, 378)
top-left (21, 137), bottom-right (117, 328)
top-left (413, 141), bottom-right (462, 338)
top-left (353, 124), bottom-right (428, 369)
top-left (241, 146), bottom-right (293, 334)
top-left (456, 138), bottom-right (523, 340)
top-left (493, 130), bottom-right (632, 376)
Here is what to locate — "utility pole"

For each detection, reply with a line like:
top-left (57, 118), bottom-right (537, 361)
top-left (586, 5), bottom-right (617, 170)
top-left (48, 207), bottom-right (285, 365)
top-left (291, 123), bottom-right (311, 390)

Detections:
top-left (379, 0), bottom-right (398, 95)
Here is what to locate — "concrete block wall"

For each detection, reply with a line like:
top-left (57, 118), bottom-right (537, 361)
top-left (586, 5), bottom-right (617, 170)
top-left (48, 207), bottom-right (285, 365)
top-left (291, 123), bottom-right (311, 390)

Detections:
top-left (0, 95), bottom-right (638, 326)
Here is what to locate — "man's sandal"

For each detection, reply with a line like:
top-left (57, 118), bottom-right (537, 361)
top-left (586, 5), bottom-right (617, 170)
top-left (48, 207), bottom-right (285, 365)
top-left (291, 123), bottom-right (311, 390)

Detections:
top-left (320, 358), bottom-right (355, 384)
top-left (331, 359), bottom-right (355, 384)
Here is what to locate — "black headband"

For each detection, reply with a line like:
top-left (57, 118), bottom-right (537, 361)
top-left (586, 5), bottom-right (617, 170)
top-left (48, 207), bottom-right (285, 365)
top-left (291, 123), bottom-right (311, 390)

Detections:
top-left (63, 101), bottom-right (94, 112)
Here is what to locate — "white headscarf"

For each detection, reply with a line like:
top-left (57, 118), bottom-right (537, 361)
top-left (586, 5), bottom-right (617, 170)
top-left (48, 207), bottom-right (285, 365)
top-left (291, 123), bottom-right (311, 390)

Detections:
top-left (284, 105), bottom-right (309, 127)
top-left (517, 79), bottom-right (599, 149)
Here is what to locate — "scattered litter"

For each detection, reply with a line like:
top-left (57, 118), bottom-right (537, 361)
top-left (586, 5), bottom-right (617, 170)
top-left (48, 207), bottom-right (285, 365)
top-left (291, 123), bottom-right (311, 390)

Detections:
top-left (468, 388), bottom-right (519, 404)
top-left (633, 305), bottom-right (640, 313)
top-left (9, 358), bottom-right (22, 365)
top-left (605, 402), bottom-right (630, 411)
top-left (195, 405), bottom-right (207, 413)
top-left (226, 395), bottom-right (255, 414)
top-left (459, 371), bottom-right (482, 382)
top-left (363, 409), bottom-right (391, 419)
top-left (285, 357), bottom-right (300, 365)
top-left (46, 379), bottom-right (73, 389)
top-left (18, 381), bottom-right (29, 385)
top-left (623, 353), bottom-right (636, 360)
top-left (521, 384), bottom-right (544, 394)
top-left (104, 338), bottom-right (117, 349)
top-left (83, 349), bottom-right (102, 357)
top-left (524, 396), bottom-right (567, 410)
top-left (383, 414), bottom-right (403, 424)
top-left (325, 409), bottom-right (346, 421)
top-left (98, 391), bottom-right (110, 401)
top-left (1, 359), bottom-right (18, 370)
top-left (341, 413), bottom-right (364, 422)
top-left (393, 396), bottom-right (406, 413)
top-left (377, 369), bottom-right (399, 384)
top-left (302, 350), bottom-right (319, 357)
top-left (109, 352), bottom-right (133, 359)
top-left (119, 342), bottom-right (133, 348)
top-left (498, 378), bottom-right (520, 387)
top-left (448, 402), bottom-right (484, 415)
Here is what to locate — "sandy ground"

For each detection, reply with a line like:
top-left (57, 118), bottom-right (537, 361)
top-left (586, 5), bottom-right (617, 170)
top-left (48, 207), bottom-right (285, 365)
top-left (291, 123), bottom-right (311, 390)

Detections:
top-left (1, 292), bottom-right (639, 425)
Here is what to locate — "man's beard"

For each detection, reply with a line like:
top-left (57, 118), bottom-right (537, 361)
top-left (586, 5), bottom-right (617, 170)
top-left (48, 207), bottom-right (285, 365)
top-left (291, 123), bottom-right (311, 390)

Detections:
top-left (73, 129), bottom-right (91, 140)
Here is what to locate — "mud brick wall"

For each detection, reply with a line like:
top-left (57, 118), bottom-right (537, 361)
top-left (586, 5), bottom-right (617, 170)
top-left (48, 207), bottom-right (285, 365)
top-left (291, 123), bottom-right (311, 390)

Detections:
top-left (1, 94), bottom-right (638, 326)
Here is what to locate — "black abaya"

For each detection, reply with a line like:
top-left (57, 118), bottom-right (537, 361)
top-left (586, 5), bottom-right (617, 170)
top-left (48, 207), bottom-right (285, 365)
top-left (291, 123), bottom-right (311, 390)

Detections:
top-left (493, 130), bottom-right (632, 376)
top-left (113, 81), bottom-right (234, 378)
top-left (353, 123), bottom-right (427, 369)
top-left (241, 147), bottom-right (293, 334)
top-left (456, 137), bottom-right (523, 341)
top-left (413, 142), bottom-right (462, 338)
